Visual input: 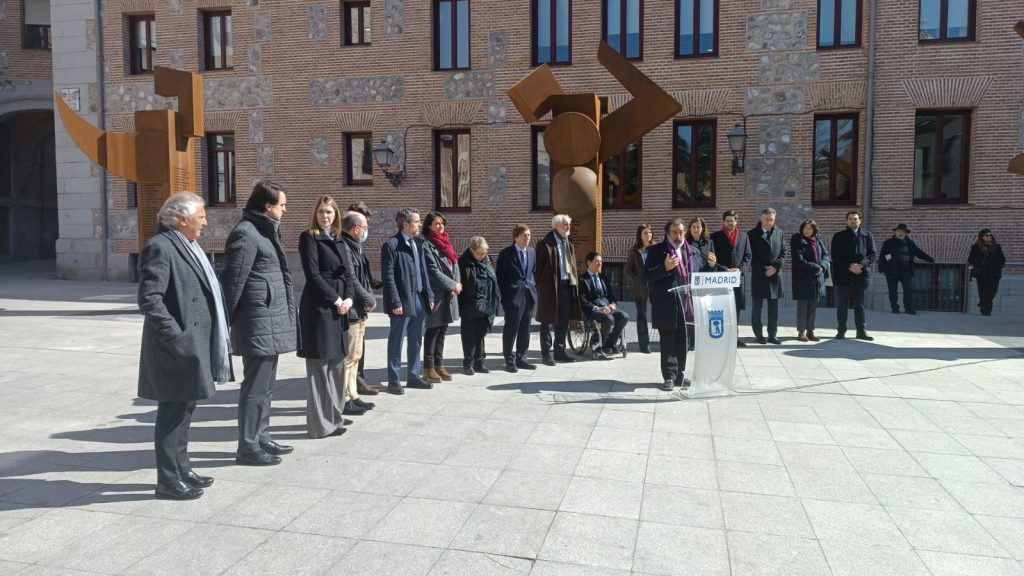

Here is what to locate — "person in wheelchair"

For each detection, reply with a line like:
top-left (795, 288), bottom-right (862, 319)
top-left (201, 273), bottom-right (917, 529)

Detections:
top-left (580, 252), bottom-right (629, 358)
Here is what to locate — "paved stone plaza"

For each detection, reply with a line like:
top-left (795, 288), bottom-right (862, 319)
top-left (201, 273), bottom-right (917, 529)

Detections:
top-left (1, 261), bottom-right (1023, 576)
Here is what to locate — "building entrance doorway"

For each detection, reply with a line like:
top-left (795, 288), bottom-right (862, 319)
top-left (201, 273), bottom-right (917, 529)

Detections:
top-left (0, 111), bottom-right (58, 262)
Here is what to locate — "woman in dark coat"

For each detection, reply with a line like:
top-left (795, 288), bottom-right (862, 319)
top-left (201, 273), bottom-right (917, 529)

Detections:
top-left (625, 224), bottom-right (654, 354)
top-left (790, 219), bottom-right (830, 342)
top-left (422, 212), bottom-right (462, 383)
top-left (683, 217), bottom-right (717, 349)
top-left (458, 236), bottom-right (500, 375)
top-left (968, 228), bottom-right (1006, 316)
top-left (297, 196), bottom-right (355, 438)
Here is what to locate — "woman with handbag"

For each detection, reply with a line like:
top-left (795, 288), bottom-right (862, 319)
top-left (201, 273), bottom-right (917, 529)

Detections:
top-left (791, 219), bottom-right (830, 342)
top-left (968, 229), bottom-right (1006, 316)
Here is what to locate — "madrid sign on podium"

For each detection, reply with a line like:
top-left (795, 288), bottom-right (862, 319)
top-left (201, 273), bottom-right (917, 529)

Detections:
top-left (671, 271), bottom-right (742, 399)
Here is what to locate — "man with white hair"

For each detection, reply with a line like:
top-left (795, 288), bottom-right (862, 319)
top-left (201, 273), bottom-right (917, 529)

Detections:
top-left (536, 213), bottom-right (580, 365)
top-left (138, 192), bottom-right (232, 500)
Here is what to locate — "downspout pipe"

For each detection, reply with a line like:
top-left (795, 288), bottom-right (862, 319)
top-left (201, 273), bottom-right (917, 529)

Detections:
top-left (93, 0), bottom-right (109, 281)
top-left (862, 0), bottom-right (878, 228)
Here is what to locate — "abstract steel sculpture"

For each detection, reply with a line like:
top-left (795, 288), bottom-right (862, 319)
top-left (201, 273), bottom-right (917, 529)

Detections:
top-left (507, 43), bottom-right (682, 265)
top-left (1012, 21), bottom-right (1024, 176)
top-left (55, 67), bottom-right (205, 246)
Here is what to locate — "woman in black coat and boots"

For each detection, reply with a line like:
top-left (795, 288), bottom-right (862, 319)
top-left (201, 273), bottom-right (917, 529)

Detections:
top-left (625, 224), bottom-right (655, 353)
top-left (790, 219), bottom-right (830, 342)
top-left (968, 229), bottom-right (1006, 316)
top-left (458, 236), bottom-right (500, 375)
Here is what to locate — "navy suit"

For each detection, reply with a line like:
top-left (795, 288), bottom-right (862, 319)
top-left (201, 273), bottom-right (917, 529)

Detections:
top-left (381, 232), bottom-right (435, 384)
top-left (645, 240), bottom-right (704, 384)
top-left (580, 272), bottom-right (629, 350)
top-left (496, 243), bottom-right (537, 363)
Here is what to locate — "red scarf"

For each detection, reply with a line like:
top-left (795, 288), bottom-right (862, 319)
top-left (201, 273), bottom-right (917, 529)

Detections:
top-left (723, 226), bottom-right (739, 248)
top-left (429, 230), bottom-right (458, 265)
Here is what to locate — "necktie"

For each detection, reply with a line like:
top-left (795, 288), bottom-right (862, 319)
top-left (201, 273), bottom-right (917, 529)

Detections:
top-left (596, 274), bottom-right (604, 297)
top-left (409, 238), bottom-right (421, 292)
top-left (520, 248), bottom-right (527, 271)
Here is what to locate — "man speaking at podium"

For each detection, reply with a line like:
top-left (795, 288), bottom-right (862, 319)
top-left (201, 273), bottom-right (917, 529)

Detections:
top-left (645, 218), bottom-right (705, 391)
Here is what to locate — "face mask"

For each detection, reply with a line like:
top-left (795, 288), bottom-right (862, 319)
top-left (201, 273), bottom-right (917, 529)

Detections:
top-left (359, 229), bottom-right (369, 243)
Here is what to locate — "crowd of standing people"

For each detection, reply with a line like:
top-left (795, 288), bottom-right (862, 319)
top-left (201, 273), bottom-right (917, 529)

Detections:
top-left (136, 183), bottom-right (1006, 500)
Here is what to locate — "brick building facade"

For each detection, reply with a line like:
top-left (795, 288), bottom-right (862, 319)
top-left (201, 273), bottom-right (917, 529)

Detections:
top-left (46, 0), bottom-right (1024, 312)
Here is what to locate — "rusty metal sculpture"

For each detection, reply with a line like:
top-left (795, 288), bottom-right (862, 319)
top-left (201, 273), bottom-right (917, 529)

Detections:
top-left (56, 67), bottom-right (205, 246)
top-left (1012, 21), bottom-right (1024, 176)
top-left (507, 43), bottom-right (682, 263)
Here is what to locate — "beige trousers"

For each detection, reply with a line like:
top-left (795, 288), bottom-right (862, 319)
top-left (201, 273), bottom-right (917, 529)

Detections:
top-left (344, 320), bottom-right (366, 401)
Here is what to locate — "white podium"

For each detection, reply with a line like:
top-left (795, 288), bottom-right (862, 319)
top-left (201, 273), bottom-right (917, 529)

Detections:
top-left (671, 272), bottom-right (741, 399)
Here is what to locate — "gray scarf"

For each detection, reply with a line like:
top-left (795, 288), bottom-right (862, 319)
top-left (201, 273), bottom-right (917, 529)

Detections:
top-left (171, 230), bottom-right (232, 383)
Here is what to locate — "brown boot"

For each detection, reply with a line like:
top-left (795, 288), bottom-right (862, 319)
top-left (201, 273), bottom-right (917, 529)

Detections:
top-left (797, 331), bottom-right (809, 342)
top-left (435, 365), bottom-right (453, 381)
top-left (357, 381), bottom-right (379, 395)
top-left (806, 331), bottom-right (820, 342)
top-left (424, 367), bottom-right (442, 383)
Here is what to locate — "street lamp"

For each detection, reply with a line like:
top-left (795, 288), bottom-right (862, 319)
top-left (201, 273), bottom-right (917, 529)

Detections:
top-left (727, 123), bottom-right (747, 176)
top-left (373, 140), bottom-right (404, 188)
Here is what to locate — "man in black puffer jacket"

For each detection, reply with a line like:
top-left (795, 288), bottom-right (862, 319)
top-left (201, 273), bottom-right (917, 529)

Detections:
top-left (221, 181), bottom-right (297, 467)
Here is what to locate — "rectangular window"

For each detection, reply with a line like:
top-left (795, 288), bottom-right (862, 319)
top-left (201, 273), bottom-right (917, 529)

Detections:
top-left (435, 0), bottom-right (470, 70)
top-left (676, 0), bottom-right (716, 57)
top-left (818, 0), bottom-right (860, 48)
top-left (23, 0), bottom-right (52, 50)
top-left (128, 182), bottom-right (138, 208)
top-left (207, 133), bottom-right (236, 205)
top-left (532, 126), bottom-right (552, 210)
top-left (604, 0), bottom-right (642, 60)
top-left (603, 140), bottom-right (642, 209)
top-left (672, 120), bottom-right (715, 208)
top-left (919, 0), bottom-right (974, 42)
top-left (435, 130), bottom-right (471, 211)
top-left (204, 11), bottom-right (233, 70)
top-left (343, 1), bottom-right (371, 45)
top-left (914, 110), bottom-right (970, 204)
top-left (345, 133), bottom-right (374, 186)
top-left (534, 0), bottom-right (571, 65)
top-left (813, 114), bottom-right (858, 205)
top-left (128, 15), bottom-right (156, 74)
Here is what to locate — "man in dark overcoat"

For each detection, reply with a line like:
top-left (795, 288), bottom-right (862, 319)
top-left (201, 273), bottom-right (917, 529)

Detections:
top-left (831, 210), bottom-right (877, 340)
top-left (381, 208), bottom-right (435, 394)
top-left (496, 224), bottom-right (538, 373)
top-left (138, 192), bottom-right (232, 500)
top-left (878, 223), bottom-right (933, 315)
top-left (645, 218), bottom-right (705, 391)
top-left (747, 208), bottom-right (787, 344)
top-left (535, 214), bottom-right (581, 365)
top-left (221, 181), bottom-right (297, 467)
top-left (709, 209), bottom-right (752, 347)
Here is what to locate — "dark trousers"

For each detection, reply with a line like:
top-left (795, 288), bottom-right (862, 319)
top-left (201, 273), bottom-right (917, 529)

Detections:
top-left (835, 280), bottom-right (869, 333)
top-left (238, 354), bottom-right (278, 455)
top-left (658, 320), bottom-right (688, 383)
top-left (634, 297), bottom-right (650, 348)
top-left (751, 297), bottom-right (779, 338)
top-left (977, 279), bottom-right (1000, 315)
top-left (387, 293), bottom-right (426, 383)
top-left (502, 298), bottom-right (535, 362)
top-left (461, 316), bottom-right (489, 366)
top-left (796, 300), bottom-right (818, 333)
top-left (592, 308), bottom-right (629, 349)
top-left (423, 325), bottom-right (448, 369)
top-left (155, 400), bottom-right (197, 486)
top-left (540, 280), bottom-right (572, 356)
top-left (886, 272), bottom-right (915, 312)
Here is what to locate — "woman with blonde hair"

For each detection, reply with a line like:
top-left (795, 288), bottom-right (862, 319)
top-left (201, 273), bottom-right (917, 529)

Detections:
top-left (296, 195), bottom-right (355, 438)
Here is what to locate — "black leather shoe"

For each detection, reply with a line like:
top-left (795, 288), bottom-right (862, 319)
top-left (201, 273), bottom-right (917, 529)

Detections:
top-left (736, 340), bottom-right (747, 348)
top-left (328, 427), bottom-right (347, 437)
top-left (406, 376), bottom-right (433, 389)
top-left (181, 471), bottom-right (214, 488)
top-left (891, 308), bottom-right (901, 314)
top-left (660, 380), bottom-right (674, 391)
top-left (353, 398), bottom-right (375, 410)
top-left (679, 378), bottom-right (692, 389)
top-left (387, 382), bottom-right (405, 395)
top-left (235, 451), bottom-right (282, 466)
top-left (905, 310), bottom-right (917, 315)
top-left (640, 346), bottom-right (652, 354)
top-left (835, 332), bottom-right (846, 339)
top-left (260, 440), bottom-right (293, 455)
top-left (856, 332), bottom-right (874, 341)
top-left (542, 356), bottom-right (557, 366)
top-left (505, 361), bottom-right (518, 373)
top-left (155, 480), bottom-right (203, 500)
top-left (755, 336), bottom-right (767, 344)
top-left (463, 365), bottom-right (475, 375)
top-left (767, 337), bottom-right (782, 345)
top-left (553, 352), bottom-right (575, 363)
top-left (343, 400), bottom-right (367, 415)
top-left (473, 363), bottom-right (490, 374)
top-left (516, 360), bottom-right (537, 370)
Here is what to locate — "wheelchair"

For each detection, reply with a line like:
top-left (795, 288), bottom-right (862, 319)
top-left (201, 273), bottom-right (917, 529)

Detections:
top-left (568, 313), bottom-right (628, 360)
